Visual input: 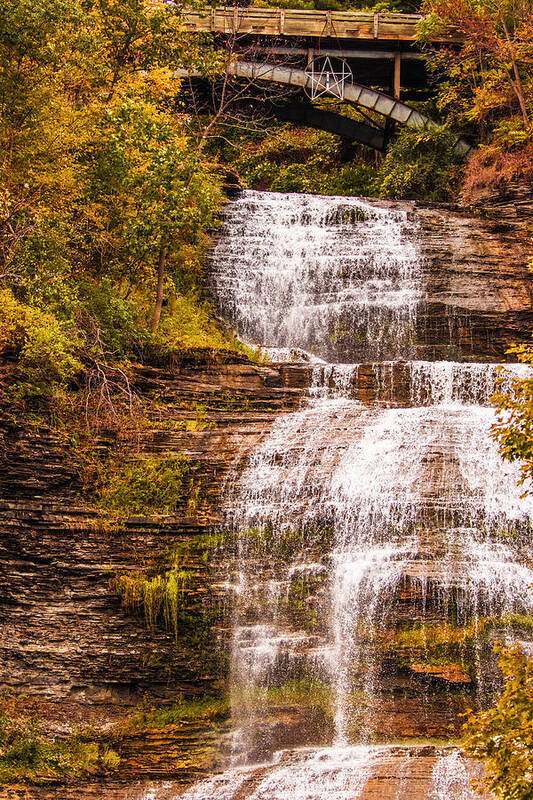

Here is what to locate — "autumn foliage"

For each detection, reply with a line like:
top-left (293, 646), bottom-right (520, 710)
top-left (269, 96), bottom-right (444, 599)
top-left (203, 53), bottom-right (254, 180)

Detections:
top-left (420, 0), bottom-right (533, 199)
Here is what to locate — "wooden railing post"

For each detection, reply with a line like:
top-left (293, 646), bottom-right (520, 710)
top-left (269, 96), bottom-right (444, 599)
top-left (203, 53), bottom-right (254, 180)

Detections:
top-left (279, 8), bottom-right (285, 34)
top-left (373, 12), bottom-right (379, 38)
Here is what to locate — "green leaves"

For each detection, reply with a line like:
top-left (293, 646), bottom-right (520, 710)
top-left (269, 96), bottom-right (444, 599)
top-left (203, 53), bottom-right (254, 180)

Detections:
top-left (376, 126), bottom-right (465, 201)
top-left (464, 646), bottom-right (533, 800)
top-left (492, 343), bottom-right (533, 490)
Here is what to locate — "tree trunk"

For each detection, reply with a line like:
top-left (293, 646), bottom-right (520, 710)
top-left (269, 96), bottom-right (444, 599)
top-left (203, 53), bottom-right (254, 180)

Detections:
top-left (152, 246), bottom-right (167, 332)
top-left (499, 12), bottom-right (530, 126)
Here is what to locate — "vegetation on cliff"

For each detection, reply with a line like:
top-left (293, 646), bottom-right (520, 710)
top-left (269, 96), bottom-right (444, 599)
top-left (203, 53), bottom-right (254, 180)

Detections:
top-left (0, 0), bottom-right (261, 436)
top-left (0, 699), bottom-right (119, 784)
top-left (458, 354), bottom-right (533, 797)
top-left (492, 345), bottom-right (533, 490)
top-left (113, 564), bottom-right (191, 641)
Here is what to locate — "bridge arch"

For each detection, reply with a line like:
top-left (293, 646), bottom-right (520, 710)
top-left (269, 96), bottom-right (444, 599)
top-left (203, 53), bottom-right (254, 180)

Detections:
top-left (228, 62), bottom-right (472, 155)
top-left (274, 104), bottom-right (385, 151)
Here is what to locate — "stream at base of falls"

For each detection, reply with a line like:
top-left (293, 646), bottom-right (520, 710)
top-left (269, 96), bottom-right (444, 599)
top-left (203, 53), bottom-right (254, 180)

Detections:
top-left (167, 191), bottom-right (533, 799)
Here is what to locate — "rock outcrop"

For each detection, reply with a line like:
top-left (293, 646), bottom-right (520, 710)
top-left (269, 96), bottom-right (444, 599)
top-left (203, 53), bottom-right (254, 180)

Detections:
top-left (0, 357), bottom-right (305, 796)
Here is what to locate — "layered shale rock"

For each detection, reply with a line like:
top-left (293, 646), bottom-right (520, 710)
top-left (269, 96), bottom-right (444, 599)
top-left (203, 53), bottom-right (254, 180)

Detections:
top-left (0, 355), bottom-right (305, 795)
top-left (415, 204), bottom-right (533, 360)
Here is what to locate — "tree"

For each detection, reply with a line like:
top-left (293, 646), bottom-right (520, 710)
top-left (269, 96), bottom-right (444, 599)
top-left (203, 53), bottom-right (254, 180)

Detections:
top-left (419, 0), bottom-right (533, 132)
top-left (0, 0), bottom-right (240, 423)
top-left (464, 645), bottom-right (533, 800)
top-left (491, 335), bottom-right (533, 491)
top-left (0, 0), bottom-right (223, 332)
top-left (83, 99), bottom-right (221, 330)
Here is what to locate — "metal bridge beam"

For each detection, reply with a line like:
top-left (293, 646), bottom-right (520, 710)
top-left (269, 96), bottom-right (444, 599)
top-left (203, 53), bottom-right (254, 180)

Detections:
top-left (251, 46), bottom-right (423, 61)
top-left (274, 104), bottom-right (385, 150)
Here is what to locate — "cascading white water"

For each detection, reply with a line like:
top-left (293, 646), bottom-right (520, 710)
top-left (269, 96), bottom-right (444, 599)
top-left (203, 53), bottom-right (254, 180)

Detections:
top-left (211, 191), bottom-right (421, 362)
top-left (226, 396), bottom-right (533, 747)
top-left (180, 191), bottom-right (532, 799)
top-left (311, 360), bottom-right (530, 405)
top-left (430, 750), bottom-right (482, 800)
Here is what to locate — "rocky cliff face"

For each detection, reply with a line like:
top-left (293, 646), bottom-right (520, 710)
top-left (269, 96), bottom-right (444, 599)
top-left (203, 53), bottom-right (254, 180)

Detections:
top-left (1, 198), bottom-right (533, 798)
top-left (415, 204), bottom-right (533, 360)
top-left (0, 357), bottom-right (305, 796)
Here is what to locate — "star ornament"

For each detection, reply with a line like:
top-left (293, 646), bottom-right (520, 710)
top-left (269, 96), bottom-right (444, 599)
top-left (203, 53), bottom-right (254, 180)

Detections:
top-left (305, 57), bottom-right (353, 101)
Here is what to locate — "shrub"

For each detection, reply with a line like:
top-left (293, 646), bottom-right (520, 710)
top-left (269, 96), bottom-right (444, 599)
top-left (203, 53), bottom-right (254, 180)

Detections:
top-left (236, 126), bottom-right (376, 197)
top-left (461, 142), bottom-right (533, 204)
top-left (376, 127), bottom-right (465, 202)
top-left (0, 288), bottom-right (82, 383)
top-left (464, 646), bottom-right (533, 800)
top-left (0, 709), bottom-right (109, 783)
top-left (77, 280), bottom-right (149, 358)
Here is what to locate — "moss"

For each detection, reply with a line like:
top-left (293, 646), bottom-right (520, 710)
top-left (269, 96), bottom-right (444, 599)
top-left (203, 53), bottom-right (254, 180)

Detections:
top-left (495, 613), bottom-right (533, 631)
top-left (213, 391), bottom-right (251, 412)
top-left (235, 679), bottom-right (333, 719)
top-left (112, 563), bottom-right (191, 641)
top-left (120, 696), bottom-right (230, 734)
top-left (386, 614), bottom-right (533, 653)
top-left (181, 402), bottom-right (216, 432)
top-left (165, 531), bottom-right (232, 565)
top-left (267, 679), bottom-right (331, 714)
top-left (238, 525), bottom-right (333, 559)
top-left (277, 573), bottom-right (325, 631)
top-left (0, 707), bottom-right (118, 784)
top-left (96, 454), bottom-right (204, 517)
top-left (388, 619), bottom-right (486, 650)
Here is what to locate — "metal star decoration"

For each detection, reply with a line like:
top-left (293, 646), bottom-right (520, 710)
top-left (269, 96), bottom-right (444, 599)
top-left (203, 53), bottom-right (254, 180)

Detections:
top-left (305, 57), bottom-right (353, 101)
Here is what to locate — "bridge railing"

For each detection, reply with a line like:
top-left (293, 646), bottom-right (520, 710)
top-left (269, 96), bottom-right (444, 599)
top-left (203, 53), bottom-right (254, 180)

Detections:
top-left (181, 8), bottom-right (454, 42)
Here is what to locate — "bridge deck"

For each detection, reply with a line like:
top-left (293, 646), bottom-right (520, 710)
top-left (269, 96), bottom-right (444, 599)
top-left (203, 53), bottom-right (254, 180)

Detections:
top-left (182, 8), bottom-right (455, 43)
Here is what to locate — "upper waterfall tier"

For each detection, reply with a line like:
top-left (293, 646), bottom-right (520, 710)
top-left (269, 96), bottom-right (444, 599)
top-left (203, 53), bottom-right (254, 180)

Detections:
top-left (212, 191), bottom-right (422, 363)
top-left (212, 191), bottom-right (533, 362)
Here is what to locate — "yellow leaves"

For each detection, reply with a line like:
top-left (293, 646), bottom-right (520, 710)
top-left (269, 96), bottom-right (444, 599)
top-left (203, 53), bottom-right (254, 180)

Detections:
top-left (0, 288), bottom-right (82, 382)
top-left (140, 67), bottom-right (181, 102)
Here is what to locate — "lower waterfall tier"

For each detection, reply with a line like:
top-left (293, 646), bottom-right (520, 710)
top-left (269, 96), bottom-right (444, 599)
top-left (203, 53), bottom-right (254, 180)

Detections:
top-left (222, 368), bottom-right (533, 764)
top-left (179, 746), bottom-right (482, 800)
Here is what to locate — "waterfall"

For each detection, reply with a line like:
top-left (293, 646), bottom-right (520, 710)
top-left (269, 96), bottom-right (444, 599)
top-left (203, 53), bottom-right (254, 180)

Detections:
top-left (181, 192), bottom-right (532, 799)
top-left (211, 191), bottom-right (421, 362)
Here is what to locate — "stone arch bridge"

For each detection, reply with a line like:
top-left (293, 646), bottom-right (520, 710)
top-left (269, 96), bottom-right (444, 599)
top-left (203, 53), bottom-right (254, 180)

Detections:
top-left (181, 7), bottom-right (470, 154)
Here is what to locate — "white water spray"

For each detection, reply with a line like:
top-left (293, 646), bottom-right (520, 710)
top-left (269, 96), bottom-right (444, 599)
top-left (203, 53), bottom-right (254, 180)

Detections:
top-left (212, 191), bottom-right (421, 362)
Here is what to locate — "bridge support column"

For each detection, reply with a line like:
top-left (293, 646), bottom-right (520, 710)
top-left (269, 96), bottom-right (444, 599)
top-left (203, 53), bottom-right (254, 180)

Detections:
top-left (394, 53), bottom-right (401, 99)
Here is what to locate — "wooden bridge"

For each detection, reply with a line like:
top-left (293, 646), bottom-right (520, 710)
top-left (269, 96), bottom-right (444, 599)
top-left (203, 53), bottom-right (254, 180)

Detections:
top-left (181, 8), bottom-right (454, 43)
